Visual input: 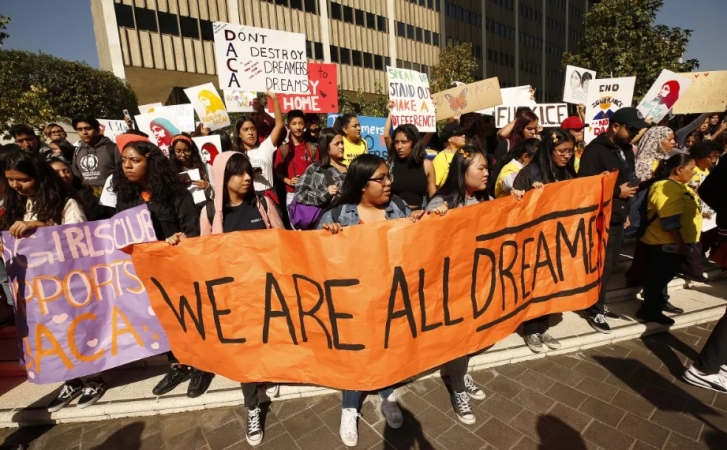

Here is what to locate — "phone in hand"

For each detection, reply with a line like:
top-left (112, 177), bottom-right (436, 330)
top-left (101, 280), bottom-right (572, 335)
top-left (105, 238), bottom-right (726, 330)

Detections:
top-left (123, 109), bottom-right (131, 120)
top-left (627, 179), bottom-right (640, 188)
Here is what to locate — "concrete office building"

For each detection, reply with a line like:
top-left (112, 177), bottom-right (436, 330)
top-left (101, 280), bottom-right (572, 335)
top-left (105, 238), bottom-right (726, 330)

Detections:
top-left (92, 0), bottom-right (596, 106)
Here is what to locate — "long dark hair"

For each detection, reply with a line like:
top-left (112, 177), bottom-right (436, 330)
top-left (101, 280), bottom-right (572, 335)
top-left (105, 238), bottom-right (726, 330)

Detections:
top-left (210, 129), bottom-right (233, 152)
top-left (47, 156), bottom-right (85, 191)
top-left (654, 153), bottom-right (695, 180)
top-left (509, 110), bottom-right (540, 147)
top-left (318, 127), bottom-right (342, 167)
top-left (232, 115), bottom-right (258, 152)
top-left (112, 141), bottom-right (185, 205)
top-left (387, 124), bottom-right (427, 165)
top-left (433, 145), bottom-right (489, 208)
top-left (1, 151), bottom-right (79, 229)
top-left (488, 138), bottom-right (540, 195)
top-left (49, 139), bottom-right (76, 162)
top-left (169, 134), bottom-right (208, 182)
top-left (332, 113), bottom-right (357, 135)
top-left (222, 153), bottom-right (259, 209)
top-left (334, 154), bottom-right (385, 206)
top-left (531, 129), bottom-right (576, 184)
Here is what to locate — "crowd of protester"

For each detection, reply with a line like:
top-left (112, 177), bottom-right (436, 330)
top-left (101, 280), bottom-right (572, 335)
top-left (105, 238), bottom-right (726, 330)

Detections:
top-left (2, 90), bottom-right (727, 447)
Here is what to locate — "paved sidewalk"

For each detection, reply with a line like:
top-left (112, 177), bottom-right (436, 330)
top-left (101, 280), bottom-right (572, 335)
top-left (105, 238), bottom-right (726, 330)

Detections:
top-left (1, 321), bottom-right (727, 449)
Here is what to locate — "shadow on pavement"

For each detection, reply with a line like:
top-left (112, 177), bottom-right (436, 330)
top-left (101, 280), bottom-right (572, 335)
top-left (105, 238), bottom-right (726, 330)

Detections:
top-left (382, 406), bottom-right (434, 450)
top-left (537, 415), bottom-right (587, 450)
top-left (89, 421), bottom-right (145, 450)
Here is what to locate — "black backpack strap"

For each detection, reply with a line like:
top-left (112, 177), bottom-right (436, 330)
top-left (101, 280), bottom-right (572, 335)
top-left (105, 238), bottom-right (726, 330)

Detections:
top-left (390, 195), bottom-right (409, 214)
top-left (205, 201), bottom-right (215, 225)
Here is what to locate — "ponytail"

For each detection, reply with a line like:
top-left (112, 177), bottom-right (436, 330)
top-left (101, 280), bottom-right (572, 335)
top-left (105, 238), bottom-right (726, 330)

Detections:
top-left (332, 113), bottom-right (357, 135)
top-left (654, 153), bottom-right (695, 180)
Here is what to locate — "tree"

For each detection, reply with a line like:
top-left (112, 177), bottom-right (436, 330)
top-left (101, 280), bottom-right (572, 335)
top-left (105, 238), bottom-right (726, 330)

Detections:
top-left (562, 0), bottom-right (698, 102)
top-left (0, 15), bottom-right (9, 48)
top-left (336, 86), bottom-right (356, 115)
top-left (430, 43), bottom-right (477, 94)
top-left (357, 81), bottom-right (389, 117)
top-left (0, 49), bottom-right (138, 134)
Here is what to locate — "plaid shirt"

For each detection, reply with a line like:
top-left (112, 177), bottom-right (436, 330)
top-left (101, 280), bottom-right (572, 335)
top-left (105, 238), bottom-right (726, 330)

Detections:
top-left (293, 163), bottom-right (346, 206)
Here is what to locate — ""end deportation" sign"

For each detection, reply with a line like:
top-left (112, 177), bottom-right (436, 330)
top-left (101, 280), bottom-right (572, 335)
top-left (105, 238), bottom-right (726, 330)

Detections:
top-left (213, 22), bottom-right (308, 94)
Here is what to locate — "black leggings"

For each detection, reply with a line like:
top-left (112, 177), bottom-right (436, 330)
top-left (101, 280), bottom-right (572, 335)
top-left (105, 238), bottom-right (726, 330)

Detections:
top-left (444, 356), bottom-right (468, 392)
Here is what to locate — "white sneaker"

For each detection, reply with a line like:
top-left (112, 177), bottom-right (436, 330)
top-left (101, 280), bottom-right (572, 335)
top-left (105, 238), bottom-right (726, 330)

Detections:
top-left (684, 365), bottom-right (727, 393)
top-left (340, 408), bottom-right (360, 447)
top-left (246, 406), bottom-right (264, 446)
top-left (265, 383), bottom-right (279, 398)
top-left (720, 365), bottom-right (727, 380)
top-left (381, 393), bottom-right (403, 429)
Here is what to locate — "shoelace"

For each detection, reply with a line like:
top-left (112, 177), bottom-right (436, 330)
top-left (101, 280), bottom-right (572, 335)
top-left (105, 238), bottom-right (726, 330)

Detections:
top-left (59, 384), bottom-right (76, 399)
top-left (341, 410), bottom-right (361, 430)
top-left (247, 409), bottom-right (262, 433)
top-left (454, 392), bottom-right (472, 414)
top-left (83, 383), bottom-right (101, 395)
top-left (593, 314), bottom-right (607, 324)
top-left (464, 375), bottom-right (476, 390)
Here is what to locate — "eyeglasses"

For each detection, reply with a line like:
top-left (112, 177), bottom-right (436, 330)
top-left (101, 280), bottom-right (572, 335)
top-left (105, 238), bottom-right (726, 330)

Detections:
top-left (49, 129), bottom-right (66, 136)
top-left (174, 149), bottom-right (192, 155)
top-left (369, 173), bottom-right (394, 185)
top-left (554, 148), bottom-right (575, 156)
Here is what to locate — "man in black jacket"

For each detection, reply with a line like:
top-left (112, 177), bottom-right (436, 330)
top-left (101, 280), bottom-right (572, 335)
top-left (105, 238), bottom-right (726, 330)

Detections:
top-left (578, 107), bottom-right (648, 333)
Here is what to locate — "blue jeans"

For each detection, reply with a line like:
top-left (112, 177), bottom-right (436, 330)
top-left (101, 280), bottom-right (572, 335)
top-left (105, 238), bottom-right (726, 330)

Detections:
top-left (641, 244), bottom-right (684, 315)
top-left (342, 387), bottom-right (394, 409)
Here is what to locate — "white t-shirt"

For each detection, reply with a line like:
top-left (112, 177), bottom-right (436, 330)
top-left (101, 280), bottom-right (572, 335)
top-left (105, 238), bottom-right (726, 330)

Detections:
top-left (99, 175), bottom-right (117, 208)
top-left (24, 198), bottom-right (86, 224)
top-left (245, 136), bottom-right (276, 192)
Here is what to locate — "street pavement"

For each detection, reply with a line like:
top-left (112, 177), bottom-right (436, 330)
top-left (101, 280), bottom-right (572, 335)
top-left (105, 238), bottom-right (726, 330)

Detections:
top-left (0, 321), bottom-right (726, 449)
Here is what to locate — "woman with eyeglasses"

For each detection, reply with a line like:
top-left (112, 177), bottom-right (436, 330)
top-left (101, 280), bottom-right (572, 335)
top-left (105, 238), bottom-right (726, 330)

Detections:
top-left (169, 134), bottom-right (213, 213)
top-left (513, 129), bottom-right (576, 353)
top-left (560, 115), bottom-right (586, 173)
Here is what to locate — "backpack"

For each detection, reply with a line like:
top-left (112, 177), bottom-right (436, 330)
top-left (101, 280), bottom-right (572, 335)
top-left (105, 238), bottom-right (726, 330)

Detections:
top-left (279, 141), bottom-right (318, 162)
top-left (328, 195), bottom-right (409, 224)
top-left (205, 193), bottom-right (269, 227)
top-left (631, 180), bottom-right (661, 238)
top-left (287, 166), bottom-right (336, 230)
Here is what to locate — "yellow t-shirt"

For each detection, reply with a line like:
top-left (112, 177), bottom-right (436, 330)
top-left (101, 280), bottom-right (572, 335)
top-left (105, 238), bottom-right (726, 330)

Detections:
top-left (641, 179), bottom-right (702, 245)
top-left (495, 160), bottom-right (523, 198)
top-left (692, 166), bottom-right (709, 187)
top-left (342, 138), bottom-right (367, 166)
top-left (433, 151), bottom-right (456, 188)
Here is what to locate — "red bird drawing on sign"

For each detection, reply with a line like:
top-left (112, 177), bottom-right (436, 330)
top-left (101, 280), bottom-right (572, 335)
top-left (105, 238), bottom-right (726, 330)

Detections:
top-left (445, 89), bottom-right (468, 111)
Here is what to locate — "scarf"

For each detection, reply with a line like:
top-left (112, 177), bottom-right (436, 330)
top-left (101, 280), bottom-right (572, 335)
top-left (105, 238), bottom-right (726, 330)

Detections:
top-left (634, 126), bottom-right (673, 181)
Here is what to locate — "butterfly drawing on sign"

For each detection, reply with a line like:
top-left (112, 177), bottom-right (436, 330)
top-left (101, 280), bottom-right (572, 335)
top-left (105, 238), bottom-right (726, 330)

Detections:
top-left (444, 89), bottom-right (468, 111)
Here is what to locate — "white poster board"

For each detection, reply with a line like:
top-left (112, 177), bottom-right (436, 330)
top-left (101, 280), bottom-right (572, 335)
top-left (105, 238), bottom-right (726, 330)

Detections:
top-left (158, 104), bottom-right (195, 133)
top-left (192, 135), bottom-right (222, 165)
top-left (138, 103), bottom-right (163, 114)
top-left (183, 83), bottom-right (231, 131)
top-left (213, 22), bottom-right (307, 93)
top-left (224, 90), bottom-right (257, 112)
top-left (494, 104), bottom-right (569, 128)
top-left (181, 168), bottom-right (207, 204)
top-left (478, 85), bottom-right (535, 115)
top-left (563, 65), bottom-right (597, 105)
top-left (97, 119), bottom-right (129, 143)
top-left (135, 111), bottom-right (182, 157)
top-left (637, 70), bottom-right (693, 123)
top-left (584, 77), bottom-right (636, 143)
top-left (386, 66), bottom-right (436, 132)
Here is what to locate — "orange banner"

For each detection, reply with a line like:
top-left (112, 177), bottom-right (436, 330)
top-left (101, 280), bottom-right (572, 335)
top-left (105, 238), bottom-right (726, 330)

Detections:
top-left (130, 174), bottom-right (617, 391)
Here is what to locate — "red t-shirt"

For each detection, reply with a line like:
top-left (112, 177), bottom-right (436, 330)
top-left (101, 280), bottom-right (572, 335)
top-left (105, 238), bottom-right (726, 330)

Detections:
top-left (274, 141), bottom-right (319, 192)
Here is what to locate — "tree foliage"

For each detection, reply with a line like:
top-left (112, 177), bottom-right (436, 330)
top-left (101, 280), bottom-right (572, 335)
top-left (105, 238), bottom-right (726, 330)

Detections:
top-left (357, 81), bottom-right (390, 118)
top-left (430, 43), bottom-right (477, 94)
top-left (562, 0), bottom-right (699, 101)
top-left (0, 15), bottom-right (9, 48)
top-left (0, 49), bottom-right (138, 134)
top-left (337, 86), bottom-right (357, 115)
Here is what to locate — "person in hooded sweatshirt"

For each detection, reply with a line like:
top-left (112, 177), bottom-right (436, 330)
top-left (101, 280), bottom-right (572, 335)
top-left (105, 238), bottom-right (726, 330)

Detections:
top-left (170, 151), bottom-right (283, 446)
top-left (71, 114), bottom-right (120, 198)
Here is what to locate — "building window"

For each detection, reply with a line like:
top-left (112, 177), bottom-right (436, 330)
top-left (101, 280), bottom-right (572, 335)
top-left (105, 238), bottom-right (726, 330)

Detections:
top-left (304, 0), bottom-right (317, 13)
top-left (314, 42), bottom-right (323, 60)
top-left (305, 40), bottom-right (313, 58)
top-left (134, 7), bottom-right (157, 32)
top-left (377, 15), bottom-right (387, 32)
top-left (330, 45), bottom-right (340, 63)
top-left (179, 15), bottom-right (199, 39)
top-left (385, 57), bottom-right (391, 67)
top-left (355, 9), bottom-right (364, 25)
top-left (157, 11), bottom-right (178, 35)
top-left (366, 12), bottom-right (375, 30)
top-left (363, 52), bottom-right (373, 68)
top-left (416, 27), bottom-right (423, 42)
top-left (397, 21), bottom-right (405, 37)
top-left (374, 54), bottom-right (384, 70)
top-left (330, 3), bottom-right (342, 20)
top-left (114, 3), bottom-right (135, 28)
top-left (340, 48), bottom-right (351, 65)
top-left (406, 24), bottom-right (414, 39)
top-left (433, 32), bottom-right (439, 46)
top-left (200, 19), bottom-right (213, 41)
top-left (424, 30), bottom-right (431, 44)
top-left (352, 50), bottom-right (362, 66)
top-left (343, 6), bottom-right (353, 23)
top-left (290, 0), bottom-right (303, 10)
top-left (274, 0), bottom-right (287, 5)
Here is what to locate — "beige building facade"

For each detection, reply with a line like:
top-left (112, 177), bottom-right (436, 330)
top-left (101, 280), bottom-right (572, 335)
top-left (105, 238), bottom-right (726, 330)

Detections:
top-left (92, 0), bottom-right (594, 106)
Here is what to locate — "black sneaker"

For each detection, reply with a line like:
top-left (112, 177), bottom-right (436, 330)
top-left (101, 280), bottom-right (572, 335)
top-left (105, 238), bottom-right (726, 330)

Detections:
top-left (662, 302), bottom-right (684, 314)
top-left (77, 380), bottom-right (105, 409)
top-left (246, 406), bottom-right (264, 446)
top-left (450, 391), bottom-right (475, 425)
top-left (47, 380), bottom-right (83, 413)
top-left (153, 364), bottom-right (191, 396)
top-left (603, 306), bottom-right (620, 320)
top-left (588, 314), bottom-right (611, 334)
top-left (635, 309), bottom-right (675, 326)
top-left (187, 369), bottom-right (213, 398)
top-left (463, 374), bottom-right (486, 400)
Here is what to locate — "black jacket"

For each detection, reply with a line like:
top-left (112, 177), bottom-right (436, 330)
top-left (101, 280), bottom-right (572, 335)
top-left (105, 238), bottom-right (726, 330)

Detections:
top-left (116, 189), bottom-right (200, 240)
top-left (578, 134), bottom-right (635, 224)
top-left (698, 154), bottom-right (727, 229)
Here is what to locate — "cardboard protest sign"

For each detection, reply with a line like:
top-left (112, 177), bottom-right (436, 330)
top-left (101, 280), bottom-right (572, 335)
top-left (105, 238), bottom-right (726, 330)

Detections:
top-left (270, 63), bottom-right (339, 113)
top-left (328, 115), bottom-right (387, 159)
top-left (97, 119), bottom-right (129, 143)
top-left (183, 83), bottom-right (231, 131)
top-left (432, 78), bottom-right (502, 121)
top-left (134, 111), bottom-right (181, 157)
top-left (637, 70), bottom-right (693, 123)
top-left (672, 71), bottom-right (727, 115)
top-left (386, 66), bottom-right (436, 132)
top-left (192, 135), bottom-right (222, 165)
top-left (214, 21), bottom-right (307, 93)
top-left (584, 77), bottom-right (636, 143)
top-left (159, 104), bottom-right (195, 133)
top-left (130, 174), bottom-right (617, 390)
top-left (479, 85), bottom-right (536, 115)
top-left (494, 104), bottom-right (568, 128)
top-left (138, 103), bottom-right (163, 114)
top-left (563, 65), bottom-right (597, 105)
top-left (224, 90), bottom-right (257, 113)
top-left (2, 206), bottom-right (169, 384)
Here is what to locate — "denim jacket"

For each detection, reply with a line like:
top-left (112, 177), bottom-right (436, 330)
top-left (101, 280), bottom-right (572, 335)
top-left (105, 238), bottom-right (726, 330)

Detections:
top-left (316, 197), bottom-right (411, 228)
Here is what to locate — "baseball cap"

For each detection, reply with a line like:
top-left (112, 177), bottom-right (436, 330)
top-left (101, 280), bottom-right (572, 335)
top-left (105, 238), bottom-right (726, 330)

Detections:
top-left (561, 116), bottom-right (585, 130)
top-left (610, 107), bottom-right (649, 130)
top-left (439, 122), bottom-right (467, 142)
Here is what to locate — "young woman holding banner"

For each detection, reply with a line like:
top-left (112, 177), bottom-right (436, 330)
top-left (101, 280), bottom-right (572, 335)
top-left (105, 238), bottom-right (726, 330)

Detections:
top-left (317, 154), bottom-right (439, 447)
top-left (0, 151), bottom-right (103, 411)
top-left (512, 129), bottom-right (576, 353)
top-left (111, 135), bottom-right (214, 400)
top-left (333, 113), bottom-right (367, 166)
top-left (425, 146), bottom-right (490, 425)
top-left (387, 124), bottom-right (437, 210)
top-left (232, 91), bottom-right (285, 205)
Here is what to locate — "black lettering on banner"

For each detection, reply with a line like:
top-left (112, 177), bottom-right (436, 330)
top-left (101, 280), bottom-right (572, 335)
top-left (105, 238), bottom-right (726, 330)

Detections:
top-left (520, 237), bottom-right (535, 299)
top-left (499, 241), bottom-right (519, 308)
top-left (532, 231), bottom-right (559, 291)
top-left (324, 279), bottom-right (364, 351)
top-left (151, 277), bottom-right (205, 339)
top-left (471, 248), bottom-right (496, 319)
top-left (555, 219), bottom-right (589, 281)
top-left (206, 277), bottom-right (246, 344)
top-left (417, 268), bottom-right (443, 333)
top-left (263, 273), bottom-right (298, 345)
top-left (385, 267), bottom-right (418, 349)
top-left (441, 257), bottom-right (463, 326)
top-left (293, 274), bottom-right (332, 348)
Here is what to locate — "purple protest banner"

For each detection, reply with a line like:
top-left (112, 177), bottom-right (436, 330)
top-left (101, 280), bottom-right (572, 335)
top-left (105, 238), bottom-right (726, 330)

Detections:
top-left (1, 205), bottom-right (170, 384)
